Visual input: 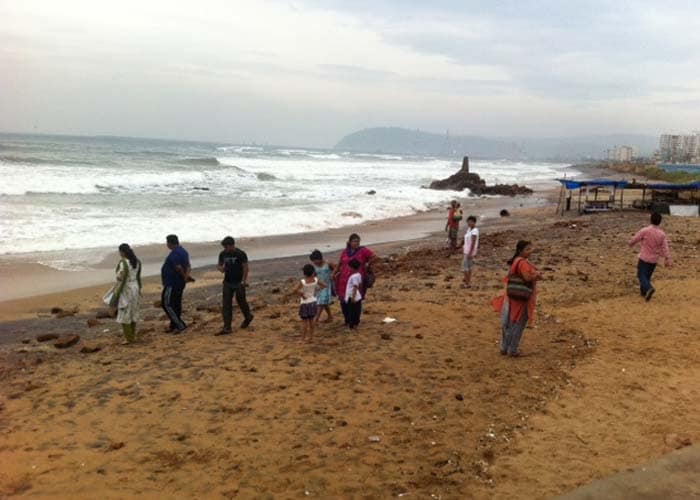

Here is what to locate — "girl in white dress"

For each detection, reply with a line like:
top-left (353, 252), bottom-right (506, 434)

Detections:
top-left (290, 264), bottom-right (327, 343)
top-left (115, 243), bottom-right (142, 343)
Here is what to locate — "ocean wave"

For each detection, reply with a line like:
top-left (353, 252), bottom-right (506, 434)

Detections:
top-left (115, 150), bottom-right (181, 157)
top-left (0, 155), bottom-right (96, 166)
top-left (308, 153), bottom-right (341, 160)
top-left (217, 146), bottom-right (264, 154)
top-left (353, 153), bottom-right (404, 161)
top-left (177, 157), bottom-right (221, 166)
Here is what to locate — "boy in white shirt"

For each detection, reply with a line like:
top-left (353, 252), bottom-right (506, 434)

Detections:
top-left (460, 215), bottom-right (479, 288)
top-left (344, 259), bottom-right (363, 329)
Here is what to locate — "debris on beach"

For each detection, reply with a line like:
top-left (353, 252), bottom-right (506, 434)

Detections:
top-left (36, 333), bottom-right (59, 342)
top-left (95, 308), bottom-right (113, 319)
top-left (382, 317), bottom-right (397, 323)
top-left (54, 334), bottom-right (80, 349)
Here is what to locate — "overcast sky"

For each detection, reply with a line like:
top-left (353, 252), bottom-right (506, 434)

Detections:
top-left (1, 0), bottom-right (699, 147)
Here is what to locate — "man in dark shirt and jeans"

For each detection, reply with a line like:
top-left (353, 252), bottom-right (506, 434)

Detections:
top-left (161, 234), bottom-right (191, 333)
top-left (216, 236), bottom-right (254, 335)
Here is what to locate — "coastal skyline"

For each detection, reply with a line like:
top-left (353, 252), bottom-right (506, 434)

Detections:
top-left (2, 0), bottom-right (699, 147)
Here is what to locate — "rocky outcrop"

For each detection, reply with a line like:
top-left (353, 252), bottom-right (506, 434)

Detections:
top-left (429, 157), bottom-right (533, 196)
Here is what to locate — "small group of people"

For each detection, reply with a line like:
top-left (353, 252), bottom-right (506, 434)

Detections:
top-left (107, 232), bottom-right (376, 344)
top-left (444, 200), bottom-right (673, 357)
top-left (446, 200), bottom-right (480, 288)
top-left (290, 234), bottom-right (377, 342)
top-left (107, 209), bottom-right (671, 356)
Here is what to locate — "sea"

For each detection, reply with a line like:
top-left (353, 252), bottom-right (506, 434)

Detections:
top-left (1, 133), bottom-right (577, 268)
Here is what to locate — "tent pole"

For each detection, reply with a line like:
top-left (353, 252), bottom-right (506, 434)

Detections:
top-left (578, 188), bottom-right (582, 213)
top-left (620, 186), bottom-right (624, 210)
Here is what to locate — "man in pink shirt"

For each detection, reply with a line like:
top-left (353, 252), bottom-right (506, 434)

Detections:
top-left (629, 212), bottom-right (672, 301)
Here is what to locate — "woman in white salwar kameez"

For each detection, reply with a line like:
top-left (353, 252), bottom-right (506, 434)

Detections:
top-left (115, 243), bottom-right (142, 344)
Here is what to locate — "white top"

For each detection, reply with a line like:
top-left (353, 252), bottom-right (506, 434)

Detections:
top-left (463, 227), bottom-right (479, 256)
top-left (300, 278), bottom-right (319, 304)
top-left (344, 272), bottom-right (363, 302)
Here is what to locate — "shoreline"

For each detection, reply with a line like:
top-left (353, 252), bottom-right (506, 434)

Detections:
top-left (0, 189), bottom-right (556, 304)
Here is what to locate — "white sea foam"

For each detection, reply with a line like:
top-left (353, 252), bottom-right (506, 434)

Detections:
top-left (0, 136), bottom-right (578, 259)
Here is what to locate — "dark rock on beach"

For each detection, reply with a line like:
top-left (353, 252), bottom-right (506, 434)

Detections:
top-left (429, 156), bottom-right (533, 196)
top-left (36, 333), bottom-right (60, 342)
top-left (95, 308), bottom-right (113, 319)
top-left (80, 344), bottom-right (101, 354)
top-left (54, 335), bottom-right (80, 349)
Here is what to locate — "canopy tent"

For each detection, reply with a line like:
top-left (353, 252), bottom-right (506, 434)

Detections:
top-left (556, 179), bottom-right (629, 189)
top-left (556, 178), bottom-right (700, 214)
top-left (556, 179), bottom-right (628, 214)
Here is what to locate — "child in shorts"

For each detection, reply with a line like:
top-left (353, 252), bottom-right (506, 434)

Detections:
top-left (309, 249), bottom-right (335, 323)
top-left (291, 264), bottom-right (327, 342)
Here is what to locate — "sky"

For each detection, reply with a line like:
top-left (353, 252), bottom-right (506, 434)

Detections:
top-left (1, 0), bottom-right (699, 147)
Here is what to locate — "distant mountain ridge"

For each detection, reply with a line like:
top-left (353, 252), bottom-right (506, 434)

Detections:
top-left (334, 127), bottom-right (658, 161)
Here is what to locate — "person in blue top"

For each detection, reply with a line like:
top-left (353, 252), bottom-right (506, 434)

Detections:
top-left (161, 234), bottom-right (192, 333)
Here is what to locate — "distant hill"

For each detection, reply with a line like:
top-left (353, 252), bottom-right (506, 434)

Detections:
top-left (334, 127), bottom-right (658, 161)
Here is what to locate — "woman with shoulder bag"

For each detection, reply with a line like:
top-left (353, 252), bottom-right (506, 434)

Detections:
top-left (491, 240), bottom-right (542, 357)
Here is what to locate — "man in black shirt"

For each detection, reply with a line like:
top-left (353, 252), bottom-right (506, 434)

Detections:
top-left (216, 236), bottom-right (254, 335)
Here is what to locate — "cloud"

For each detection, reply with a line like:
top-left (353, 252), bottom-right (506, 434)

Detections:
top-left (1, 0), bottom-right (699, 145)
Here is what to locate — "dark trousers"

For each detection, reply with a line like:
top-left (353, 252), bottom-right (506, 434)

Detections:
top-left (637, 259), bottom-right (657, 295)
top-left (223, 282), bottom-right (252, 331)
top-left (341, 299), bottom-right (363, 328)
top-left (162, 286), bottom-right (186, 331)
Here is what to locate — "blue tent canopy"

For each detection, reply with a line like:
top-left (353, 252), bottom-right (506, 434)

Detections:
top-left (556, 179), bottom-right (628, 190)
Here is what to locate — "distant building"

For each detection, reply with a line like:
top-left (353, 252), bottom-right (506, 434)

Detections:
top-left (606, 145), bottom-right (635, 162)
top-left (659, 132), bottom-right (700, 163)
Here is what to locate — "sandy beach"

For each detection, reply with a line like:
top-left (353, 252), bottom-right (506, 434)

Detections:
top-left (1, 187), bottom-right (699, 498)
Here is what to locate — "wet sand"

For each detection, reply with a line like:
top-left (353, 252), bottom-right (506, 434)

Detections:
top-left (1, 207), bottom-right (698, 498)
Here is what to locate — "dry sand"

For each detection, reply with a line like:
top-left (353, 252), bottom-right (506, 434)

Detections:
top-left (1, 209), bottom-right (699, 499)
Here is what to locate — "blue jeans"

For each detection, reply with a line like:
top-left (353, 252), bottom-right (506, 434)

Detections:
top-left (637, 259), bottom-right (656, 296)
